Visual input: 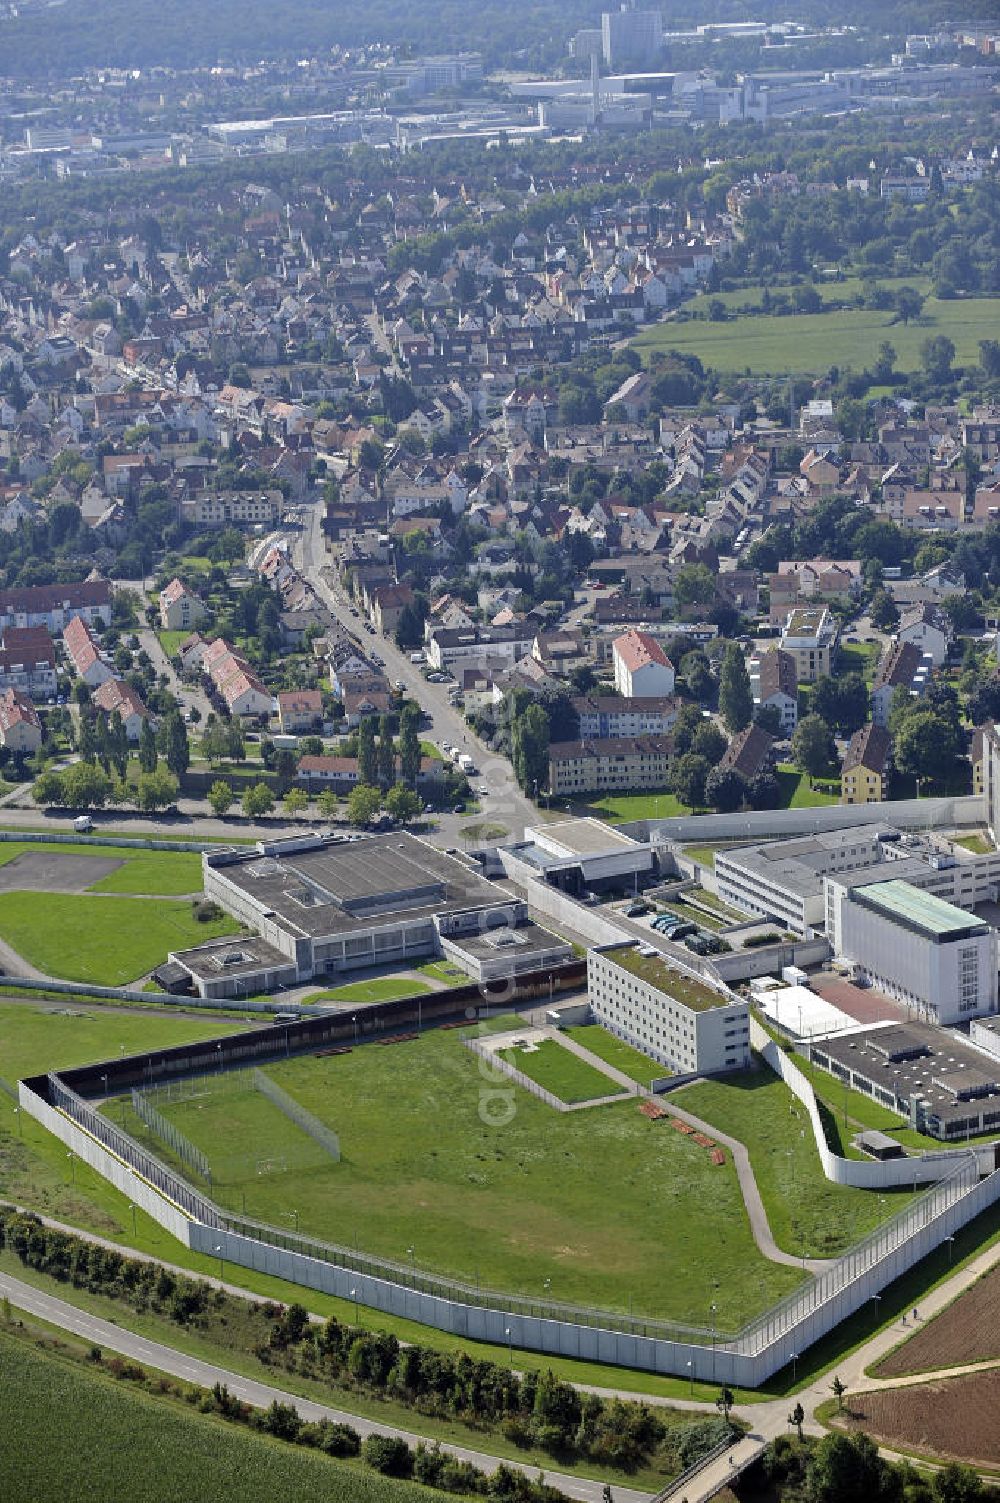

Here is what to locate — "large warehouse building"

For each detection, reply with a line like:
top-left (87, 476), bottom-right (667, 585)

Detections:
top-left (173, 832), bottom-right (573, 997)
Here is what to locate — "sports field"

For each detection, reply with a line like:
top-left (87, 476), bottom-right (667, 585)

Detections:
top-left (0, 891), bottom-right (238, 985)
top-left (0, 841), bottom-right (202, 895)
top-left (633, 294), bottom-right (1000, 374)
top-left (144, 1020), bottom-right (805, 1328)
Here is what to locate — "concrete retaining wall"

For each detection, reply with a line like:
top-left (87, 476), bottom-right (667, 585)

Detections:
top-left (621, 793), bottom-right (986, 847)
top-left (0, 829), bottom-right (230, 854)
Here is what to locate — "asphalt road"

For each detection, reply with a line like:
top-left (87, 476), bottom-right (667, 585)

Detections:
top-left (295, 501), bottom-right (539, 847)
top-left (0, 1267), bottom-right (651, 1503)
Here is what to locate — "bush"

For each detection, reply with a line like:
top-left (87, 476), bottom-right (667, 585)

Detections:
top-left (362, 1433), bottom-right (414, 1477)
top-left (318, 1421), bottom-right (361, 1458)
top-left (743, 932), bottom-right (782, 948)
top-left (192, 899), bottom-right (223, 923)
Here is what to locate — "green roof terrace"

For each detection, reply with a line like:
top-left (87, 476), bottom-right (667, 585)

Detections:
top-left (600, 944), bottom-right (736, 1013)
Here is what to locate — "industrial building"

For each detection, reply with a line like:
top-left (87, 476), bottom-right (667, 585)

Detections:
top-left (588, 943), bottom-right (750, 1076)
top-left (500, 817), bottom-right (654, 895)
top-left (810, 1023), bottom-right (1000, 1143)
top-left (178, 832), bottom-right (572, 996)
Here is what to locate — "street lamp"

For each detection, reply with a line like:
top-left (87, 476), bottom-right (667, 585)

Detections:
top-left (213, 1243), bottom-right (224, 1281)
top-left (351, 1285), bottom-right (360, 1325)
top-left (710, 1302), bottom-right (718, 1382)
top-left (686, 1358), bottom-right (694, 1397)
top-left (129, 1202), bottom-right (137, 1237)
top-left (791, 1351), bottom-right (798, 1384)
top-left (407, 1245), bottom-right (416, 1279)
top-left (101, 1073), bottom-right (108, 1099)
top-left (66, 1151), bottom-right (75, 1184)
top-left (505, 1326), bottom-right (513, 1366)
top-left (12, 1106), bottom-right (21, 1137)
top-left (946, 1234), bottom-right (955, 1266)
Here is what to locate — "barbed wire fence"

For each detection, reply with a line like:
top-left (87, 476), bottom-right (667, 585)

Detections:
top-left (130, 1089), bottom-right (212, 1185)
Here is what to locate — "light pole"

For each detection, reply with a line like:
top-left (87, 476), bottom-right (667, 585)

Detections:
top-left (101, 1073), bottom-right (108, 1099)
top-left (66, 1151), bottom-right (75, 1185)
top-left (505, 1326), bottom-right (512, 1366)
top-left (12, 1106), bottom-right (21, 1137)
top-left (407, 1245), bottom-right (416, 1280)
top-left (946, 1234), bottom-right (955, 1266)
top-left (129, 1203), bottom-right (137, 1236)
top-left (710, 1302), bottom-right (718, 1382)
top-left (351, 1285), bottom-right (360, 1325)
top-left (213, 1243), bottom-right (224, 1281)
top-left (687, 1358), bottom-right (694, 1397)
top-left (791, 1351), bottom-right (798, 1385)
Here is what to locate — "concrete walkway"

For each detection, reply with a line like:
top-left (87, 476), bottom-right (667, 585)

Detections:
top-left (0, 1267), bottom-right (651, 1503)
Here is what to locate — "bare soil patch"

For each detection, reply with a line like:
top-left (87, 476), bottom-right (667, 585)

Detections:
top-left (874, 1264), bottom-right (1000, 1376)
top-left (836, 1368), bottom-right (1000, 1468)
top-left (0, 852), bottom-right (122, 893)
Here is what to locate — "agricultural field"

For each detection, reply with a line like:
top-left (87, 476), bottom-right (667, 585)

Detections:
top-left (0, 891), bottom-right (239, 985)
top-left (677, 1067), bottom-right (914, 1258)
top-left (135, 1020), bottom-right (806, 1328)
top-left (835, 1368), bottom-right (1000, 1469)
top-left (564, 1024), bottom-right (666, 1087)
top-left (497, 1036), bottom-right (619, 1103)
top-left (632, 294), bottom-right (1000, 374)
top-left (0, 1329), bottom-right (428, 1503)
top-left (682, 273), bottom-right (931, 318)
top-left (873, 1263), bottom-right (1000, 1377)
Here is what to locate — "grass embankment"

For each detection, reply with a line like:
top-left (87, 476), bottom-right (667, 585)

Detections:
top-left (0, 892), bottom-right (238, 984)
top-left (677, 1067), bottom-right (915, 1260)
top-left (302, 978), bottom-right (433, 1006)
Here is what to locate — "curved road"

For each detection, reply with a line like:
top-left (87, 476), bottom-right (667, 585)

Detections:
top-left (0, 1267), bottom-right (651, 1503)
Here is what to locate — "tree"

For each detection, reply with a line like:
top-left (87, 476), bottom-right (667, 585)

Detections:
top-left (106, 711), bottom-right (129, 781)
top-left (920, 334), bottom-right (956, 385)
top-left (932, 1463), bottom-right (987, 1503)
top-left (670, 703), bottom-right (704, 755)
top-left (690, 723), bottom-right (727, 766)
top-left (32, 768), bottom-right (66, 806)
top-left (979, 339), bottom-right (1000, 380)
top-left (873, 341), bottom-right (896, 382)
top-left (385, 783), bottom-right (422, 824)
top-left (830, 1375), bottom-right (846, 1413)
top-left (792, 714), bottom-right (836, 781)
top-left (399, 710), bottom-right (421, 786)
top-left (241, 781), bottom-right (274, 819)
top-left (789, 1401), bottom-right (805, 1442)
top-left (136, 767), bottom-right (179, 812)
top-left (894, 286), bottom-right (925, 325)
top-left (670, 752), bottom-right (709, 808)
top-left (208, 780), bottom-right (234, 817)
top-left (138, 717), bottom-right (158, 774)
top-left (316, 789), bottom-right (338, 820)
top-left (61, 761), bottom-right (112, 809)
top-left (347, 783), bottom-right (381, 827)
top-left (283, 786), bottom-right (308, 817)
top-left (357, 717), bottom-right (377, 788)
top-left (868, 589), bottom-right (899, 631)
top-left (894, 706), bottom-right (959, 786)
top-left (158, 710), bottom-right (190, 779)
top-left (805, 1431), bottom-right (891, 1503)
top-left (377, 716), bottom-right (396, 788)
top-left (715, 1387), bottom-right (735, 1425)
top-left (680, 650), bottom-right (714, 702)
top-left (674, 563), bottom-right (716, 609)
top-left (511, 703), bottom-right (550, 796)
top-left (718, 644), bottom-right (753, 733)
top-left (705, 765), bottom-right (745, 813)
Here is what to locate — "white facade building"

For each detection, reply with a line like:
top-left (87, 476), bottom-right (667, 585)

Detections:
top-left (612, 628), bottom-right (675, 699)
top-left (587, 944), bottom-right (750, 1076)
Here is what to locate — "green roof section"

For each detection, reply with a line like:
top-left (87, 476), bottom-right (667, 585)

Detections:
top-left (601, 944), bottom-right (733, 1013)
top-left (855, 879), bottom-right (986, 940)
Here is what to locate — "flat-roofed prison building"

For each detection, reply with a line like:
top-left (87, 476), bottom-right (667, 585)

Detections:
top-left (587, 944), bottom-right (750, 1076)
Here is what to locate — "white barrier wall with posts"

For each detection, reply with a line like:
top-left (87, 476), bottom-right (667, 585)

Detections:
top-left (750, 1017), bottom-right (999, 1187)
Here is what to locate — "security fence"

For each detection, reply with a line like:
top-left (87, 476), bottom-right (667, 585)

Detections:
top-left (130, 1088), bottom-right (212, 1184)
top-left (253, 1070), bottom-right (340, 1162)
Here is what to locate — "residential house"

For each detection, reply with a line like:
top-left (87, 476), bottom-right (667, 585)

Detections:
top-left (780, 608), bottom-right (838, 684)
top-left (749, 648), bottom-right (798, 734)
top-left (63, 614), bottom-right (113, 688)
top-left (426, 625), bottom-right (534, 672)
top-left (93, 677), bottom-right (149, 741)
top-left (719, 724), bottom-right (775, 784)
top-left (572, 695), bottom-right (677, 739)
top-left (0, 626), bottom-right (57, 700)
top-left (277, 689), bottom-right (324, 734)
top-left (159, 577), bottom-right (208, 633)
top-left (202, 639), bottom-right (273, 719)
top-left (548, 734), bottom-right (674, 797)
top-left (0, 579), bottom-right (112, 633)
top-left (0, 688), bottom-right (41, 753)
top-left (841, 723), bottom-right (892, 805)
top-left (612, 629), bottom-right (676, 699)
top-left (871, 640), bottom-right (932, 727)
top-left (371, 582), bottom-right (415, 639)
top-left (896, 603), bottom-right (952, 668)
